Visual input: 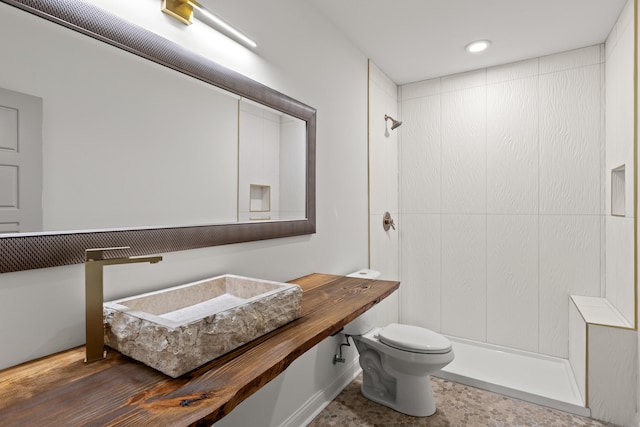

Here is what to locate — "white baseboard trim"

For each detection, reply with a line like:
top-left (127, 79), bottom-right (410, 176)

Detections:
top-left (281, 359), bottom-right (361, 427)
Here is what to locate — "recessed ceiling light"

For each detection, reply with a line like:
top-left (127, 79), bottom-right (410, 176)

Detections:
top-left (465, 40), bottom-right (491, 53)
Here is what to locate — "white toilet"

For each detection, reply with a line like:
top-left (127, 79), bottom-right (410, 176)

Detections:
top-left (343, 269), bottom-right (454, 417)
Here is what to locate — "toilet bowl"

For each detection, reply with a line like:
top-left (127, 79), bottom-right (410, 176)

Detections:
top-left (343, 269), bottom-right (454, 417)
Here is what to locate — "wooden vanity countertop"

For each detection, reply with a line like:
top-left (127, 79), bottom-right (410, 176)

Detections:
top-left (0, 273), bottom-right (399, 426)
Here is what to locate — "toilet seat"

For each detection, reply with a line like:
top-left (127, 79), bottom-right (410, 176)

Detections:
top-left (377, 323), bottom-right (452, 354)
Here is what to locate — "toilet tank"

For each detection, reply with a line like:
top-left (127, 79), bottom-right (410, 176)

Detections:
top-left (342, 269), bottom-right (381, 335)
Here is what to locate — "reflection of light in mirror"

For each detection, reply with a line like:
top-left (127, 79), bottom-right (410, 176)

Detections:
top-left (192, 4), bottom-right (257, 49)
top-left (91, 0), bottom-right (259, 76)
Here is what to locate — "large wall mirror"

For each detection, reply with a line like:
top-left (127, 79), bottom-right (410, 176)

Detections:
top-left (0, 0), bottom-right (316, 273)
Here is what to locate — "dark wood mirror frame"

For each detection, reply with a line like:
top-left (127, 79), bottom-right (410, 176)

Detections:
top-left (0, 0), bottom-right (316, 273)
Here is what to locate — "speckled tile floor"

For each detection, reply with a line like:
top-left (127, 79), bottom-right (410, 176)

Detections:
top-left (308, 374), bottom-right (617, 427)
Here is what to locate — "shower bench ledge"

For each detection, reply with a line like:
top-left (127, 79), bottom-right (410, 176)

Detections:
top-left (0, 273), bottom-right (399, 427)
top-left (570, 295), bottom-right (632, 328)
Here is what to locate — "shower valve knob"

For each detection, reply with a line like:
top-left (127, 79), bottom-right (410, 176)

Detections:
top-left (383, 212), bottom-right (396, 231)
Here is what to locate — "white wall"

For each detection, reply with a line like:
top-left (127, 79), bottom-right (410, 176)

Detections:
top-left (0, 0), bottom-right (370, 425)
top-left (605, 0), bottom-right (636, 325)
top-left (636, 0), bottom-right (640, 422)
top-left (368, 61), bottom-right (400, 326)
top-left (399, 45), bottom-right (605, 359)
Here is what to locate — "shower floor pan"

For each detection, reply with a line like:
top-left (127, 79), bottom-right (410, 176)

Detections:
top-left (434, 336), bottom-right (589, 417)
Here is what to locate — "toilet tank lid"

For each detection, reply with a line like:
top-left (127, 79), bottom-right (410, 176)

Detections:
top-left (346, 269), bottom-right (381, 279)
top-left (378, 323), bottom-right (452, 354)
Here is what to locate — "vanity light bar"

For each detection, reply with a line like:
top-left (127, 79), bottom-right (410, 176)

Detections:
top-left (161, 0), bottom-right (257, 49)
top-left (193, 4), bottom-right (257, 48)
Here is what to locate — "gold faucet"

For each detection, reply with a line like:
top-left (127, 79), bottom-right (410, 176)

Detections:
top-left (84, 246), bottom-right (162, 363)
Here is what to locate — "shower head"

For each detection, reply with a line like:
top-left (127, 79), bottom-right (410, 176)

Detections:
top-left (384, 114), bottom-right (402, 130)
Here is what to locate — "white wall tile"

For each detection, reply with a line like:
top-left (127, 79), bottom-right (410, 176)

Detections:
top-left (487, 77), bottom-right (539, 214)
top-left (605, 41), bottom-right (621, 216)
top-left (370, 61), bottom-right (398, 100)
top-left (441, 86), bottom-right (486, 213)
top-left (572, 295), bottom-right (631, 327)
top-left (603, 0), bottom-right (635, 327)
top-left (376, 290), bottom-right (400, 328)
top-left (487, 58), bottom-right (539, 85)
top-left (369, 79), bottom-right (398, 215)
top-left (263, 118), bottom-right (280, 215)
top-left (588, 326), bottom-right (637, 426)
top-left (400, 95), bottom-right (440, 214)
top-left (620, 0), bottom-right (635, 34)
top-left (605, 13), bottom-right (635, 218)
top-left (368, 61), bottom-right (399, 327)
top-left (600, 215), bottom-right (606, 296)
top-left (399, 213), bottom-right (441, 331)
top-left (370, 212), bottom-right (400, 280)
top-left (539, 65), bottom-right (602, 215)
top-left (239, 110), bottom-right (265, 218)
top-left (397, 44), bottom-right (610, 362)
top-left (599, 61), bottom-right (606, 219)
top-left (370, 212), bottom-right (400, 326)
top-left (441, 214), bottom-right (486, 341)
top-left (539, 215), bottom-right (601, 357)
top-left (605, 217), bottom-right (635, 325)
top-left (605, 22), bottom-right (619, 59)
top-left (568, 300), bottom-right (587, 404)
top-left (441, 69), bottom-right (486, 92)
top-left (486, 215), bottom-right (539, 352)
top-left (400, 78), bottom-right (441, 101)
top-left (605, 0), bottom-right (634, 61)
top-left (539, 45), bottom-right (602, 74)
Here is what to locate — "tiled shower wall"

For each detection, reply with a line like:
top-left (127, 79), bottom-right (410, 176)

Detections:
top-left (239, 101), bottom-right (282, 222)
top-left (399, 45), bottom-right (606, 358)
top-left (239, 101), bottom-right (307, 222)
top-left (369, 61), bottom-right (400, 327)
top-left (604, 0), bottom-right (635, 325)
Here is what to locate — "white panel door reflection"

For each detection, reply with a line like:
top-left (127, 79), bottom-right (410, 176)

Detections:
top-left (0, 88), bottom-right (42, 234)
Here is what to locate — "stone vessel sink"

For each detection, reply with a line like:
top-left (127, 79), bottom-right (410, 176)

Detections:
top-left (104, 274), bottom-right (303, 377)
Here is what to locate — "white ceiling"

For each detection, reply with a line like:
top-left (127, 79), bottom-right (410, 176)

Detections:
top-left (309, 0), bottom-right (629, 85)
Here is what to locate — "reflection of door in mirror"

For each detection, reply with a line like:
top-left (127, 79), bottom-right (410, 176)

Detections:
top-left (0, 87), bottom-right (42, 234)
top-left (239, 98), bottom-right (307, 222)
